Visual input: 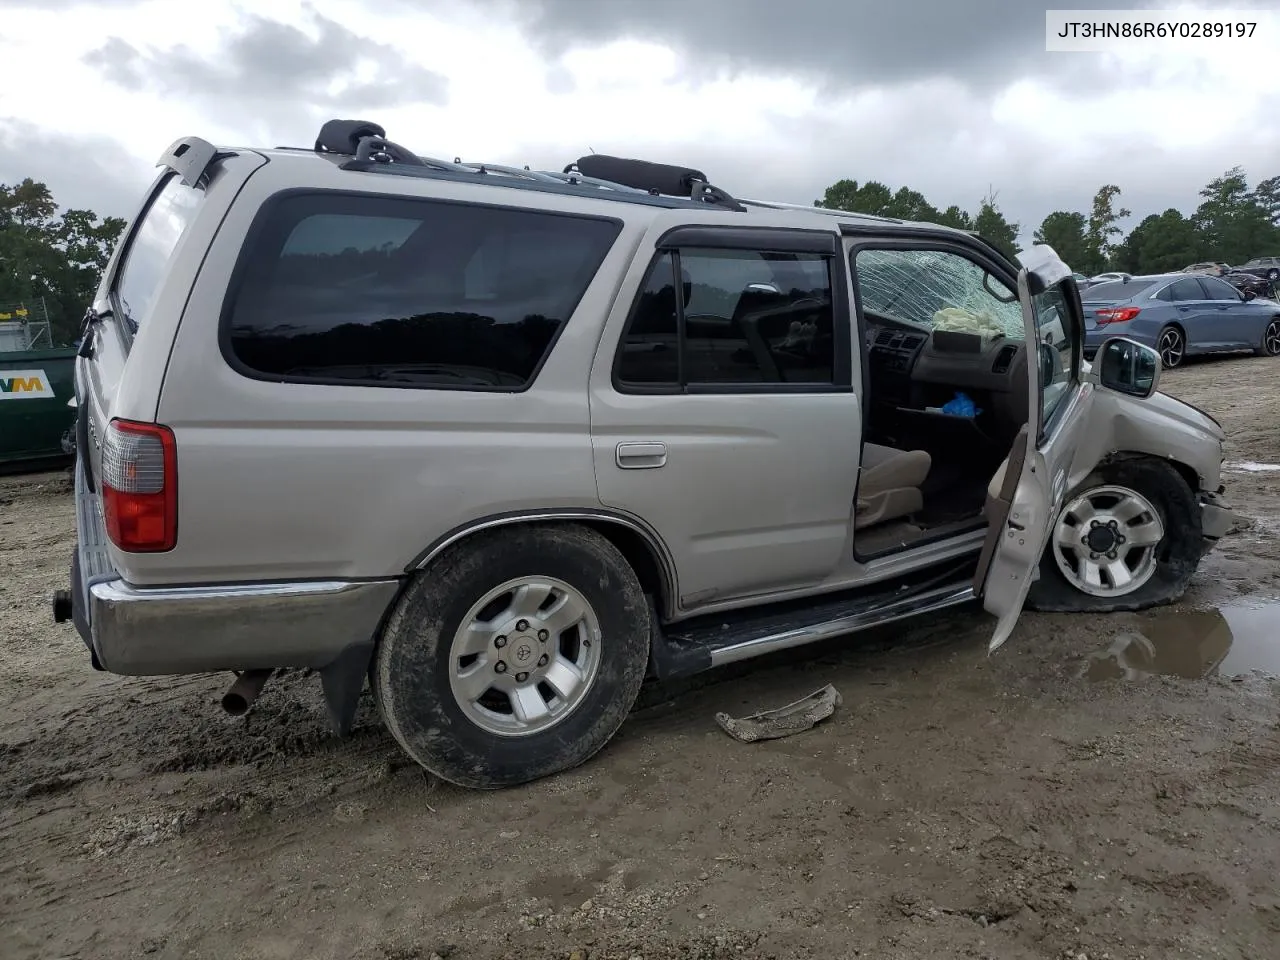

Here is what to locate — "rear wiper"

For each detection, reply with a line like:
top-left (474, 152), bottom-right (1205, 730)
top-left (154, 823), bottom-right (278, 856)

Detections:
top-left (78, 301), bottom-right (112, 358)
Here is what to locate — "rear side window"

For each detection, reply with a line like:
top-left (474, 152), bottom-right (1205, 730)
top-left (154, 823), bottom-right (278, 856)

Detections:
top-left (1200, 277), bottom-right (1242, 301)
top-left (1082, 280), bottom-right (1154, 301)
top-left (1167, 278), bottom-right (1206, 301)
top-left (615, 247), bottom-right (838, 389)
top-left (224, 194), bottom-right (621, 390)
top-left (113, 174), bottom-right (205, 331)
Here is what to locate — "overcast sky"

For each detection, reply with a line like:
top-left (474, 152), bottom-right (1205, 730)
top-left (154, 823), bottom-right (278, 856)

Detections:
top-left (1, 0), bottom-right (1276, 245)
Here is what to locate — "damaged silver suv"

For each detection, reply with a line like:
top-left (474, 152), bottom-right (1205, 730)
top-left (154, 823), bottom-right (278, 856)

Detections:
top-left (53, 120), bottom-right (1237, 788)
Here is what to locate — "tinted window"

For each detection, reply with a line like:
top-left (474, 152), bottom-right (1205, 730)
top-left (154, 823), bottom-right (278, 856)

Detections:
top-left (615, 248), bottom-right (837, 387)
top-left (1082, 280), bottom-right (1155, 301)
top-left (615, 254), bottom-right (679, 385)
top-left (1167, 278), bottom-right (1207, 301)
top-left (113, 174), bottom-right (204, 331)
top-left (855, 248), bottom-right (1024, 340)
top-left (681, 248), bottom-right (835, 384)
top-left (1200, 277), bottom-right (1242, 301)
top-left (225, 194), bottom-right (620, 389)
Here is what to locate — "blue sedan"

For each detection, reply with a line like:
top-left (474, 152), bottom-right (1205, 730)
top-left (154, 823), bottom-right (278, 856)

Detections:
top-left (1081, 272), bottom-right (1280, 368)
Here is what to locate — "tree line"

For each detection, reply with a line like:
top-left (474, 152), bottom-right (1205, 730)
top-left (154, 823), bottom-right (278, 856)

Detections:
top-left (3, 166), bottom-right (1278, 350)
top-left (816, 167), bottom-right (1280, 276)
top-left (0, 179), bottom-right (125, 347)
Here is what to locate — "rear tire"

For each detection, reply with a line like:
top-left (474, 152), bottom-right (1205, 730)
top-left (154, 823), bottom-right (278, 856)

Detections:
top-left (1025, 458), bottom-right (1202, 613)
top-left (1157, 325), bottom-right (1185, 369)
top-left (375, 524), bottom-right (651, 789)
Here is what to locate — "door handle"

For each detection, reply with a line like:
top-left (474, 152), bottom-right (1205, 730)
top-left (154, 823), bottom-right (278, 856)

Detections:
top-left (616, 441), bottom-right (667, 469)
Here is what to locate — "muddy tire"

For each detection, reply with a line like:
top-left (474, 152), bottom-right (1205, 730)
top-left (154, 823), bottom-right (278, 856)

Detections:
top-left (374, 524), bottom-right (650, 789)
top-left (1025, 458), bottom-right (1202, 614)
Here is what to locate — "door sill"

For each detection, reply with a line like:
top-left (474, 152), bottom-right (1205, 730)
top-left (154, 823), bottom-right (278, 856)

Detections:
top-left (854, 515), bottom-right (987, 563)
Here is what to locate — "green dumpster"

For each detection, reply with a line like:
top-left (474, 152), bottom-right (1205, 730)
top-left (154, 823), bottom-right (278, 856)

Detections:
top-left (0, 346), bottom-right (78, 471)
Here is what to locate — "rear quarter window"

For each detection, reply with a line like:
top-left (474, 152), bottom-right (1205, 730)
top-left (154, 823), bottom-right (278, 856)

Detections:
top-left (222, 193), bottom-right (622, 390)
top-left (1082, 280), bottom-right (1155, 301)
top-left (113, 174), bottom-right (205, 332)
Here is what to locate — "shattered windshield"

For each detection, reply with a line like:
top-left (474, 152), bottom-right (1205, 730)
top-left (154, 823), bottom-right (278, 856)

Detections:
top-left (855, 248), bottom-right (1024, 341)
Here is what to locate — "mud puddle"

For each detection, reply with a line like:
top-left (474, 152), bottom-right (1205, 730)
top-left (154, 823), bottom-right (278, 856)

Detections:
top-left (1085, 599), bottom-right (1280, 681)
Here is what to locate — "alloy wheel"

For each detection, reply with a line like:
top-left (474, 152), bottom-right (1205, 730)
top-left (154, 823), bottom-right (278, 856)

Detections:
top-left (1158, 327), bottom-right (1184, 368)
top-left (1265, 320), bottom-right (1280, 356)
top-left (447, 576), bottom-right (603, 737)
top-left (1052, 485), bottom-right (1164, 598)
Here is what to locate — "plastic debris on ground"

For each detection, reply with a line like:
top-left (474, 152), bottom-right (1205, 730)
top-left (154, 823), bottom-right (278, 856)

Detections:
top-left (714, 684), bottom-right (843, 743)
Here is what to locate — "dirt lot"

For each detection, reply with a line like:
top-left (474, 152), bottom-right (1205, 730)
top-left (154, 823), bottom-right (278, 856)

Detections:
top-left (3, 358), bottom-right (1280, 960)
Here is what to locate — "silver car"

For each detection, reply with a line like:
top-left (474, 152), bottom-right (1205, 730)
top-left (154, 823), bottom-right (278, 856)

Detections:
top-left (53, 121), bottom-right (1237, 788)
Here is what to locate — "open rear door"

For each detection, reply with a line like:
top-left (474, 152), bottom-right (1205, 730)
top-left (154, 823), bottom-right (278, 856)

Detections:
top-left (974, 245), bottom-right (1092, 652)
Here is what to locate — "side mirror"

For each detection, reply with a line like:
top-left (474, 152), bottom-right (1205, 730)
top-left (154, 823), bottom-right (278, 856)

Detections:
top-left (1093, 336), bottom-right (1160, 399)
top-left (1243, 290), bottom-right (1256, 301)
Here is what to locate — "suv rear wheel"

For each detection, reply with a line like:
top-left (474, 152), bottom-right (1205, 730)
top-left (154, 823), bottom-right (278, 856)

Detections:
top-left (375, 524), bottom-right (650, 788)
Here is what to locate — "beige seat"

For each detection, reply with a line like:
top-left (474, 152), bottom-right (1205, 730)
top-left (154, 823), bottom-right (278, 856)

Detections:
top-left (855, 443), bottom-right (932, 529)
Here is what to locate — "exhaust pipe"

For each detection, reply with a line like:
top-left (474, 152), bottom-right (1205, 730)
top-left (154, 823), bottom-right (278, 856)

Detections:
top-left (221, 669), bottom-right (273, 716)
top-left (52, 590), bottom-right (73, 624)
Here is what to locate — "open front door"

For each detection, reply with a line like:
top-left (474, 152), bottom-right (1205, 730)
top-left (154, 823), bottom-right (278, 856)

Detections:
top-left (974, 244), bottom-right (1093, 652)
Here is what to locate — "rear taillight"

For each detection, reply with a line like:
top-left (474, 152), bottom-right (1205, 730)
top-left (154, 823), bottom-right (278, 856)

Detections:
top-left (1095, 307), bottom-right (1140, 325)
top-left (101, 419), bottom-right (177, 552)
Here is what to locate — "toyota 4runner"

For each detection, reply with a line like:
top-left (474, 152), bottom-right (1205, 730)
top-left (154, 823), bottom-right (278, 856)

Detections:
top-left (53, 120), bottom-right (1238, 788)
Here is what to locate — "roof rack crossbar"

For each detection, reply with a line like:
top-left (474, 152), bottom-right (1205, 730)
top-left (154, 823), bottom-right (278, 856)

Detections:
top-left (566, 155), bottom-right (745, 211)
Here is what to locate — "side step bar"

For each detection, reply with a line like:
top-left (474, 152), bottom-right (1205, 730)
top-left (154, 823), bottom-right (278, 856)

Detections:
top-left (651, 569), bottom-right (978, 679)
top-left (710, 583), bottom-right (975, 667)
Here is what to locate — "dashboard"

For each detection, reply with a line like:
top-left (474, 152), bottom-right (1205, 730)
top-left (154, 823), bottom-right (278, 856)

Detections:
top-left (864, 315), bottom-right (1028, 437)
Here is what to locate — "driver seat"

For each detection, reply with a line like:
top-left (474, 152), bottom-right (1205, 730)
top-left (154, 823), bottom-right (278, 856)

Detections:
top-left (855, 443), bottom-right (932, 529)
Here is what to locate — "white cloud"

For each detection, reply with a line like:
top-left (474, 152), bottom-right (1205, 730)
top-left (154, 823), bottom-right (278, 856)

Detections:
top-left (0, 0), bottom-right (1276, 248)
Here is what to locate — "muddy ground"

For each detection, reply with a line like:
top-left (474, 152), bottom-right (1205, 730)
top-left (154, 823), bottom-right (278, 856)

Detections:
top-left (3, 357), bottom-right (1280, 960)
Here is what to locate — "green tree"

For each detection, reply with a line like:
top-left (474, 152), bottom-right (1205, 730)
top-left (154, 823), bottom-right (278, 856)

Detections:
top-left (1082, 184), bottom-right (1130, 274)
top-left (1113, 209), bottom-right (1201, 273)
top-left (1033, 211), bottom-right (1089, 269)
top-left (973, 189), bottom-right (1019, 261)
top-left (1191, 167), bottom-right (1277, 263)
top-left (0, 178), bottom-right (124, 345)
top-left (1254, 174), bottom-right (1280, 227)
top-left (815, 177), bottom-right (982, 229)
top-left (935, 205), bottom-right (973, 230)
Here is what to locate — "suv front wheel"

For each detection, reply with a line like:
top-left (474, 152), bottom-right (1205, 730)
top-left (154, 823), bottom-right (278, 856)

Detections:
top-left (375, 524), bottom-right (651, 788)
top-left (1025, 458), bottom-right (1202, 613)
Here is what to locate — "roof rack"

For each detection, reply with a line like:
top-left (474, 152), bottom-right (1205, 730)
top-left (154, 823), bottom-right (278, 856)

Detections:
top-left (739, 197), bottom-right (903, 224)
top-left (310, 118), bottom-right (746, 212)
